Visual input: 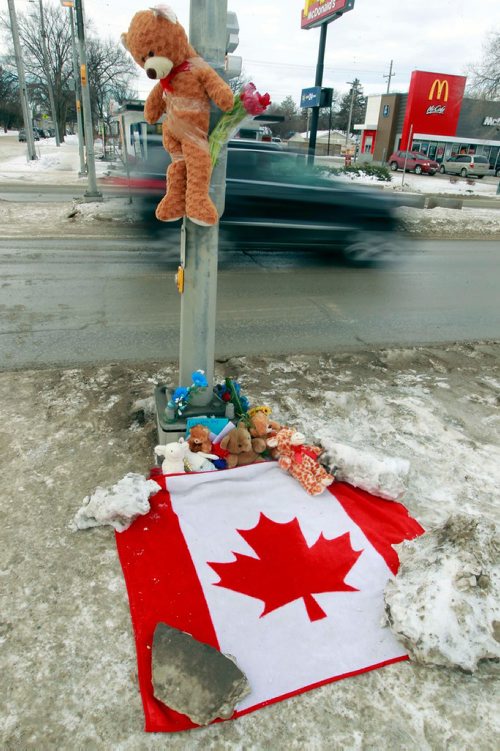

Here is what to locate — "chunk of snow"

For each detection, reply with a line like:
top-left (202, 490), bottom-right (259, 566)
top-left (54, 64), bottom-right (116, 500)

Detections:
top-left (384, 514), bottom-right (500, 671)
top-left (72, 473), bottom-right (159, 532)
top-left (320, 441), bottom-right (410, 501)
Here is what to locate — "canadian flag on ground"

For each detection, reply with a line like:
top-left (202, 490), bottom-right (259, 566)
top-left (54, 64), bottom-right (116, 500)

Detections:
top-left (116, 462), bottom-right (423, 733)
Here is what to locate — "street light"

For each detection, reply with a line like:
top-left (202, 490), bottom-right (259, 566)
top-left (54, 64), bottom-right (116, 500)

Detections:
top-left (59, 0), bottom-right (86, 175)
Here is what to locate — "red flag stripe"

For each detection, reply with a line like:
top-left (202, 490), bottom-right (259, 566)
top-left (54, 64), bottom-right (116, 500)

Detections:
top-left (115, 469), bottom-right (220, 732)
top-left (330, 482), bottom-right (425, 575)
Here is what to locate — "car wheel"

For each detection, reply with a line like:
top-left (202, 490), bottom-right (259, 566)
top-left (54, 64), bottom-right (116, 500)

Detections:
top-left (460, 168), bottom-right (468, 177)
top-left (414, 165), bottom-right (423, 175)
top-left (390, 161), bottom-right (398, 171)
top-left (429, 171), bottom-right (436, 176)
top-left (439, 165), bottom-right (445, 174)
top-left (341, 232), bottom-right (400, 266)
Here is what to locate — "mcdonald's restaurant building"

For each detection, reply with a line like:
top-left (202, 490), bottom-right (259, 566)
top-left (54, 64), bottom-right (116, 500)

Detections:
top-left (355, 70), bottom-right (500, 171)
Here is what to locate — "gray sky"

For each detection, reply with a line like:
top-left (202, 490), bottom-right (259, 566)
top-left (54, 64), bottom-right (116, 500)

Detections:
top-left (9, 0), bottom-right (499, 105)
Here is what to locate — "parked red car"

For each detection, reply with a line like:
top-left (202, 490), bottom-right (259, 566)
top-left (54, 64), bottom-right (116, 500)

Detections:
top-left (388, 151), bottom-right (439, 175)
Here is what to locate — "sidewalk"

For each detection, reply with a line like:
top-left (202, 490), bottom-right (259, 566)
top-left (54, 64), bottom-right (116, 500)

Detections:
top-left (1, 343), bottom-right (498, 749)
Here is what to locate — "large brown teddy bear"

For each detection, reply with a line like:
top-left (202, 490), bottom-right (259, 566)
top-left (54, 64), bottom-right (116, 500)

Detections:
top-left (219, 424), bottom-right (264, 469)
top-left (122, 6), bottom-right (234, 226)
top-left (247, 408), bottom-right (281, 458)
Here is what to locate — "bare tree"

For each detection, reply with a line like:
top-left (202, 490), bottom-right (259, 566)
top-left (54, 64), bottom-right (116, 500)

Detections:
top-left (468, 32), bottom-right (500, 99)
top-left (1, 2), bottom-right (136, 145)
top-left (0, 64), bottom-right (22, 131)
top-left (85, 35), bottom-right (137, 148)
top-left (1, 2), bottom-right (73, 139)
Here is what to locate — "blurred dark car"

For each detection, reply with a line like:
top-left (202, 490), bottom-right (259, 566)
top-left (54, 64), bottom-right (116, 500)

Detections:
top-left (105, 139), bottom-right (403, 264)
top-left (388, 150), bottom-right (438, 175)
top-left (18, 129), bottom-right (40, 142)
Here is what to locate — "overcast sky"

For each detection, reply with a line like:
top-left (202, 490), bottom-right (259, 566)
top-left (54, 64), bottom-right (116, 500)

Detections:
top-left (8, 0), bottom-right (499, 105)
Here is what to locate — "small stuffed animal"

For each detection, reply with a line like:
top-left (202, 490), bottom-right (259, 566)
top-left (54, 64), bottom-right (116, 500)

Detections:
top-left (247, 408), bottom-right (281, 458)
top-left (187, 423), bottom-right (212, 454)
top-left (121, 6), bottom-right (234, 226)
top-left (154, 441), bottom-right (187, 474)
top-left (155, 439), bottom-right (217, 473)
top-left (219, 424), bottom-right (264, 469)
top-left (267, 427), bottom-right (335, 496)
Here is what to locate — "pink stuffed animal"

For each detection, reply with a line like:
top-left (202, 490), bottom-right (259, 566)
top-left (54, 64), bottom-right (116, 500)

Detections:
top-left (267, 427), bottom-right (334, 496)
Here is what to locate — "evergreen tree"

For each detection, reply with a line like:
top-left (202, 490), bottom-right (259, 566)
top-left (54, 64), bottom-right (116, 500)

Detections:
top-left (333, 79), bottom-right (366, 134)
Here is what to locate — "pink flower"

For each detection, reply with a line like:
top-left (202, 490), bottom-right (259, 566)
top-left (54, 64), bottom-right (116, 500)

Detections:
top-left (240, 82), bottom-right (271, 116)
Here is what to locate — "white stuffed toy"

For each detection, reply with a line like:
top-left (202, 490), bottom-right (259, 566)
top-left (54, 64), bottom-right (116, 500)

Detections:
top-left (154, 438), bottom-right (218, 474)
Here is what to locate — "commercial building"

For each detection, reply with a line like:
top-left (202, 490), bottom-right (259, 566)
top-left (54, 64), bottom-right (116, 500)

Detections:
top-left (355, 70), bottom-right (500, 171)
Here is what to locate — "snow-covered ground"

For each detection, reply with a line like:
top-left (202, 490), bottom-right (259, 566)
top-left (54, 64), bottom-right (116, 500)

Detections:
top-left (336, 168), bottom-right (500, 198)
top-left (0, 343), bottom-right (498, 749)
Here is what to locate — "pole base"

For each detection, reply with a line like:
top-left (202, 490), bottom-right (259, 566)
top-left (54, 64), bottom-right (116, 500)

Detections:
top-left (83, 192), bottom-right (103, 202)
top-left (155, 383), bottom-right (234, 444)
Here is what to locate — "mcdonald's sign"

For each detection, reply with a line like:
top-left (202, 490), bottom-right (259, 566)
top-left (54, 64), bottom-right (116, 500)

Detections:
top-left (428, 79), bottom-right (449, 102)
top-left (400, 70), bottom-right (466, 150)
top-left (301, 0), bottom-right (355, 30)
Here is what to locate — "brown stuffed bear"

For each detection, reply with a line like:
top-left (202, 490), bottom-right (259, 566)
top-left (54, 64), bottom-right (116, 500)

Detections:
top-left (219, 424), bottom-right (264, 469)
top-left (248, 408), bottom-right (281, 458)
top-left (121, 6), bottom-right (234, 226)
top-left (187, 423), bottom-right (212, 454)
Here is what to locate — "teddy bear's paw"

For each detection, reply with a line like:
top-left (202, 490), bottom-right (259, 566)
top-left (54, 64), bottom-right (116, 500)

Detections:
top-left (186, 197), bottom-right (219, 227)
top-left (155, 196), bottom-right (185, 223)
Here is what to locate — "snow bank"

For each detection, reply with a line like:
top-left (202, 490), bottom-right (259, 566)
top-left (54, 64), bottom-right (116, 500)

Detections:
top-left (320, 441), bottom-right (410, 501)
top-left (72, 472), bottom-right (159, 532)
top-left (396, 205), bottom-right (500, 237)
top-left (384, 514), bottom-right (500, 671)
top-left (72, 198), bottom-right (142, 223)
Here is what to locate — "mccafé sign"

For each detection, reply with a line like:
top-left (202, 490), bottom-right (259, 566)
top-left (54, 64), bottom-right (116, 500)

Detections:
top-left (301, 0), bottom-right (355, 30)
top-left (426, 78), bottom-right (449, 115)
top-left (400, 70), bottom-right (466, 150)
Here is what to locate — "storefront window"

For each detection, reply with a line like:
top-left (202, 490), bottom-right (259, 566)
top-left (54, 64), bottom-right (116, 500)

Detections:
top-left (428, 143), bottom-right (437, 160)
top-left (420, 142), bottom-right (429, 155)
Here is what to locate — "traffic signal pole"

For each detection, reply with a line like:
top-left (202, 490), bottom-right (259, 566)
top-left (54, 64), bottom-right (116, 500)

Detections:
top-left (155, 0), bottom-right (232, 440)
top-left (74, 0), bottom-right (101, 199)
top-left (179, 0), bottom-right (228, 397)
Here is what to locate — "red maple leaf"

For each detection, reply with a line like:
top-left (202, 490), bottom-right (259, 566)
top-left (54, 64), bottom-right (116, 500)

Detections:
top-left (208, 514), bottom-right (363, 621)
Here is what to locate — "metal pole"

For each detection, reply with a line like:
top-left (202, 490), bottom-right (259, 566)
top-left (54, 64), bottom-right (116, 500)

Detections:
top-left (7, 0), bottom-right (37, 160)
top-left (74, 0), bottom-right (101, 199)
top-left (384, 59), bottom-right (395, 94)
top-left (177, 0), bottom-right (228, 399)
top-left (345, 80), bottom-right (357, 146)
top-left (68, 5), bottom-right (85, 175)
top-left (402, 123), bottom-right (413, 187)
top-left (38, 0), bottom-right (60, 146)
top-left (307, 21), bottom-right (327, 167)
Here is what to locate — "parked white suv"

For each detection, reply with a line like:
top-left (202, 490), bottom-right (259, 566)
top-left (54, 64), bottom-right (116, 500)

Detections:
top-left (439, 155), bottom-right (490, 179)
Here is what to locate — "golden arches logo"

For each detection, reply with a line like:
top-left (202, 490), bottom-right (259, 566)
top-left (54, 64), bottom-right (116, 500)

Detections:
top-left (428, 79), bottom-right (449, 102)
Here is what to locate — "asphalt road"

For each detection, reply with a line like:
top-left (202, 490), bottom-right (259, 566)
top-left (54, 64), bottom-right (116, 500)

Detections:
top-left (0, 237), bottom-right (499, 369)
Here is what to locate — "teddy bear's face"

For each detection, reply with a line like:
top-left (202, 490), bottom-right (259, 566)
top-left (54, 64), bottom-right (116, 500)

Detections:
top-left (224, 426), bottom-right (252, 454)
top-left (188, 425), bottom-right (210, 451)
top-left (122, 8), bottom-right (190, 80)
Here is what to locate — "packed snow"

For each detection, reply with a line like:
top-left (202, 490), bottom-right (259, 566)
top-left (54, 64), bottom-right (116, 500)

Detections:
top-left (72, 472), bottom-right (159, 532)
top-left (384, 514), bottom-right (500, 672)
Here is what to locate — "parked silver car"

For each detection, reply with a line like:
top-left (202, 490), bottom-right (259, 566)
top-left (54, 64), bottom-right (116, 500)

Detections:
top-left (439, 155), bottom-right (490, 179)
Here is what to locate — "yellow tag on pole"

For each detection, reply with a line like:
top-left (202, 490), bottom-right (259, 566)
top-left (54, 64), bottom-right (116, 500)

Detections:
top-left (76, 100), bottom-right (81, 112)
top-left (80, 64), bottom-right (87, 86)
top-left (175, 266), bottom-right (184, 294)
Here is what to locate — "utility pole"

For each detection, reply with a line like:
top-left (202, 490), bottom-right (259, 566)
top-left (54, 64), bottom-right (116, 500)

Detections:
top-left (61, 1), bottom-right (85, 175)
top-left (74, 0), bottom-right (101, 199)
top-left (384, 59), bottom-right (395, 94)
top-left (7, 0), bottom-right (37, 160)
top-left (38, 0), bottom-right (60, 146)
top-left (345, 79), bottom-right (358, 146)
top-left (307, 21), bottom-right (327, 166)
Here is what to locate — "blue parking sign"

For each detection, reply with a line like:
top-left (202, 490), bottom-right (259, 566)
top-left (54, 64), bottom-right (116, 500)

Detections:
top-left (300, 86), bottom-right (322, 108)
